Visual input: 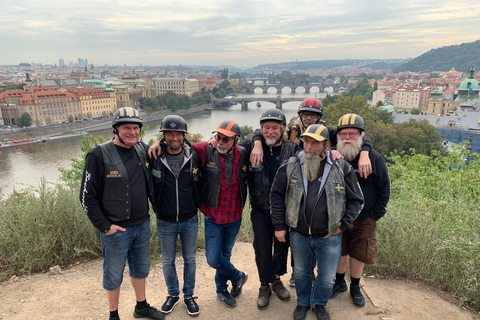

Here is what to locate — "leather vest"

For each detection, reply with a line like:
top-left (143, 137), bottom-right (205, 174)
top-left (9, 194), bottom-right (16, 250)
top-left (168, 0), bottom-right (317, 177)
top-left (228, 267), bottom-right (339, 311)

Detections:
top-left (99, 141), bottom-right (152, 222)
top-left (200, 144), bottom-right (248, 208)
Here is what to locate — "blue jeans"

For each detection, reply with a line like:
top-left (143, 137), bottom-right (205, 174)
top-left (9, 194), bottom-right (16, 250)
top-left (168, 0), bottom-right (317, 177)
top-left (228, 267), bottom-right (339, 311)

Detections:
top-left (156, 215), bottom-right (199, 298)
top-left (290, 228), bottom-right (342, 307)
top-left (204, 216), bottom-right (242, 292)
top-left (99, 219), bottom-right (151, 291)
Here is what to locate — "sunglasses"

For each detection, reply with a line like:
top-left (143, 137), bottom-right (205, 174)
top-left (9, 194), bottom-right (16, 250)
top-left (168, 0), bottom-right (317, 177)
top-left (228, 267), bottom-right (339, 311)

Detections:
top-left (215, 135), bottom-right (235, 143)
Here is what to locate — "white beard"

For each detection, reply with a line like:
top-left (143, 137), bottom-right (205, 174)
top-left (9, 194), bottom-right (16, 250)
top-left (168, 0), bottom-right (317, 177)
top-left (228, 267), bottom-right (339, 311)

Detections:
top-left (304, 153), bottom-right (321, 182)
top-left (337, 138), bottom-right (362, 162)
top-left (217, 144), bottom-right (228, 154)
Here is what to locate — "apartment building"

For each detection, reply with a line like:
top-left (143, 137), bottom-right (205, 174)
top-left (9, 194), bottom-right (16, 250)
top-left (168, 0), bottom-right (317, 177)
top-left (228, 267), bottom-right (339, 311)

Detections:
top-left (68, 88), bottom-right (116, 118)
top-left (152, 78), bottom-right (203, 97)
top-left (17, 88), bottom-right (82, 125)
top-left (392, 85), bottom-right (431, 112)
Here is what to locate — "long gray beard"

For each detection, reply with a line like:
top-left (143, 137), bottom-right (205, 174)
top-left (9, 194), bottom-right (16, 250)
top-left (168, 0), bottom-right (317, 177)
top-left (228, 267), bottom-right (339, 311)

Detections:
top-left (304, 154), bottom-right (321, 182)
top-left (337, 138), bottom-right (362, 162)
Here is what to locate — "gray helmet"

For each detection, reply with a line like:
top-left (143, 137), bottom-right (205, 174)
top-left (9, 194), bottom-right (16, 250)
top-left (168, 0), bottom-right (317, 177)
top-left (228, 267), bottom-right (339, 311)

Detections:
top-left (160, 115), bottom-right (188, 133)
top-left (112, 107), bottom-right (143, 128)
top-left (260, 108), bottom-right (287, 126)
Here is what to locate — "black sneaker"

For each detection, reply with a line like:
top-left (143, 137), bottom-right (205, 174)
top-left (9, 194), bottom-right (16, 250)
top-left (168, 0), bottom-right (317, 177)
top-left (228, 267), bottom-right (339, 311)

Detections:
top-left (160, 295), bottom-right (179, 314)
top-left (312, 306), bottom-right (330, 320)
top-left (350, 285), bottom-right (366, 307)
top-left (133, 303), bottom-right (165, 320)
top-left (184, 297), bottom-right (199, 317)
top-left (217, 290), bottom-right (236, 308)
top-left (330, 279), bottom-right (347, 299)
top-left (293, 305), bottom-right (310, 320)
top-left (109, 317), bottom-right (120, 320)
top-left (230, 271), bottom-right (248, 298)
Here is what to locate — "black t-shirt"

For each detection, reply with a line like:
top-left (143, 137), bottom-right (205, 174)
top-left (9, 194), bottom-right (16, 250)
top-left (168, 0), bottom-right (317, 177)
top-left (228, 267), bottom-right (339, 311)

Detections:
top-left (263, 144), bottom-right (282, 187)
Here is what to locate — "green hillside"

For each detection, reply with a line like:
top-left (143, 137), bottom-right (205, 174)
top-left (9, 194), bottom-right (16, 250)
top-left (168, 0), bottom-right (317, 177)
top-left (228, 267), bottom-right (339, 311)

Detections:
top-left (394, 40), bottom-right (480, 73)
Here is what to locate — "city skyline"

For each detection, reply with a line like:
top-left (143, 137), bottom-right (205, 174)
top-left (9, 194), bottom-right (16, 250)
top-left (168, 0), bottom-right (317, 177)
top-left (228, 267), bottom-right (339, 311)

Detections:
top-left (1, 0), bottom-right (479, 68)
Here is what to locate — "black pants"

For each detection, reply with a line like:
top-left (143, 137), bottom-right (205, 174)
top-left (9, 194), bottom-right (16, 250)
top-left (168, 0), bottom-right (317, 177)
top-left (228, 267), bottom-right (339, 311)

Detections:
top-left (251, 207), bottom-right (289, 284)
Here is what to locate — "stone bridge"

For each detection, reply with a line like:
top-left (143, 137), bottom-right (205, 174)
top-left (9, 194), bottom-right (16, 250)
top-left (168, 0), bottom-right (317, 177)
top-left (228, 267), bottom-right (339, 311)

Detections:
top-left (236, 83), bottom-right (353, 94)
top-left (212, 97), bottom-right (305, 109)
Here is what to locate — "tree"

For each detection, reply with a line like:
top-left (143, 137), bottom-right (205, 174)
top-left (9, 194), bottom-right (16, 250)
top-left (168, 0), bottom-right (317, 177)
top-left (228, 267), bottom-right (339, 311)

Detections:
top-left (219, 80), bottom-right (231, 90)
top-left (376, 100), bottom-right (384, 107)
top-left (68, 115), bottom-right (74, 123)
top-left (17, 112), bottom-right (33, 129)
top-left (410, 108), bottom-right (422, 115)
top-left (138, 97), bottom-right (159, 111)
top-left (239, 125), bottom-right (253, 143)
top-left (166, 96), bottom-right (180, 111)
top-left (373, 81), bottom-right (378, 92)
top-left (214, 88), bottom-right (227, 99)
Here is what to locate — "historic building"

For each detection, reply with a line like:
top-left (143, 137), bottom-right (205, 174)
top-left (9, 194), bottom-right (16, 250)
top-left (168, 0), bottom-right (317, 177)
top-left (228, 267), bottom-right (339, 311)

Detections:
top-left (17, 88), bottom-right (82, 125)
top-left (67, 88), bottom-right (117, 118)
top-left (152, 78), bottom-right (203, 97)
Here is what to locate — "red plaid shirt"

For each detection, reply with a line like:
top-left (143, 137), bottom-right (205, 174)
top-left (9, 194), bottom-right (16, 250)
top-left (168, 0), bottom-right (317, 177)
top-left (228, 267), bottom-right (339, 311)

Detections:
top-left (193, 142), bottom-right (243, 224)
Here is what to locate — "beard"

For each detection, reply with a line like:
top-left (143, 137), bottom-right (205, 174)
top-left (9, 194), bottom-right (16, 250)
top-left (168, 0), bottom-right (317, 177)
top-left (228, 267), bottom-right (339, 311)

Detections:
top-left (264, 134), bottom-right (278, 146)
top-left (217, 143), bottom-right (229, 154)
top-left (167, 141), bottom-right (182, 151)
top-left (337, 137), bottom-right (363, 162)
top-left (304, 153), bottom-right (321, 182)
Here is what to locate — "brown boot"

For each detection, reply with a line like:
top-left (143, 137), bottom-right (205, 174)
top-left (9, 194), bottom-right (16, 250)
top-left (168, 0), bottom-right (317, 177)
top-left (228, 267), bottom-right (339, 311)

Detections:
top-left (272, 279), bottom-right (290, 301)
top-left (257, 284), bottom-right (271, 309)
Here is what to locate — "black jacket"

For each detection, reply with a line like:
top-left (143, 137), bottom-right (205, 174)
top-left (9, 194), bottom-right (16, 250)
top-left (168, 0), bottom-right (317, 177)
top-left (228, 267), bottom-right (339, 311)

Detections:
top-left (150, 139), bottom-right (201, 222)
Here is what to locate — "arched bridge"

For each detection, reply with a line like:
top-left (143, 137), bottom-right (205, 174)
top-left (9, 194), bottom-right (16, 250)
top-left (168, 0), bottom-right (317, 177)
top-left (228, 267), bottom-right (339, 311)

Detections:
top-left (212, 97), bottom-right (305, 109)
top-left (236, 83), bottom-right (353, 94)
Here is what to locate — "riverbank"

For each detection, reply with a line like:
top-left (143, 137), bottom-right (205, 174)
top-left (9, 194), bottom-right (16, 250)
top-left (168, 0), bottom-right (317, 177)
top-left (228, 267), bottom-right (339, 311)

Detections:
top-left (0, 103), bottom-right (211, 142)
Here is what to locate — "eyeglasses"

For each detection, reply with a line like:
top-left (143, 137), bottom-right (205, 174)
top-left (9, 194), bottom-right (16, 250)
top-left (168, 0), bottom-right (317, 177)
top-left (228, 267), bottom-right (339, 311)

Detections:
top-left (339, 132), bottom-right (360, 138)
top-left (215, 135), bottom-right (235, 143)
top-left (301, 113), bottom-right (319, 119)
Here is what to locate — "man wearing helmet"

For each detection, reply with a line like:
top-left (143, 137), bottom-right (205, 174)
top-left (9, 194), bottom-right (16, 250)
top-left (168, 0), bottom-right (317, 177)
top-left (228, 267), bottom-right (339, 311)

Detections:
top-left (80, 107), bottom-right (164, 320)
top-left (329, 114), bottom-right (390, 308)
top-left (150, 120), bottom-right (249, 309)
top-left (241, 108), bottom-right (300, 309)
top-left (150, 115), bottom-right (201, 317)
top-left (250, 98), bottom-right (373, 179)
top-left (270, 124), bottom-right (364, 320)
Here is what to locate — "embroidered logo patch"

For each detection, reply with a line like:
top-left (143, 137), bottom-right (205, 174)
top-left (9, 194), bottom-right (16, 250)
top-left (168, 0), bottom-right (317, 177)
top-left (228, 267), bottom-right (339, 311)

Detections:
top-left (334, 183), bottom-right (345, 192)
top-left (106, 171), bottom-right (121, 178)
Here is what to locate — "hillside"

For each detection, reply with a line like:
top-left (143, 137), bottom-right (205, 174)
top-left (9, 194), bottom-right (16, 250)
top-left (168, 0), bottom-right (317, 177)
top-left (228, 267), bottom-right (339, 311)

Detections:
top-left (250, 59), bottom-right (407, 71)
top-left (393, 39), bottom-right (480, 73)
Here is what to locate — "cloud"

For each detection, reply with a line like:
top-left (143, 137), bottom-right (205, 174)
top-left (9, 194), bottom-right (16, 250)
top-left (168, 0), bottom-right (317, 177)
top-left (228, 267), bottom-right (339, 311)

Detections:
top-left (0, 0), bottom-right (479, 67)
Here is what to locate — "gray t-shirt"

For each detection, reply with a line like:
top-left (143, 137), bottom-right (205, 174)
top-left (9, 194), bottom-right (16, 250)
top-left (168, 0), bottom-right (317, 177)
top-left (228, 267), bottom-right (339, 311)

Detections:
top-left (165, 149), bottom-right (185, 177)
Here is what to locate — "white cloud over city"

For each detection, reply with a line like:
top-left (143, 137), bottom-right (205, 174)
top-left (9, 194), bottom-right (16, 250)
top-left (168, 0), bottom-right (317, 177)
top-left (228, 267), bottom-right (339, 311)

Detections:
top-left (0, 0), bottom-right (479, 67)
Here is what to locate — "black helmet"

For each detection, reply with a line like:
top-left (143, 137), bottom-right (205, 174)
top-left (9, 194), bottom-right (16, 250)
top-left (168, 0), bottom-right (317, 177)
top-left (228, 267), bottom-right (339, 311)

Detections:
top-left (213, 120), bottom-right (241, 137)
top-left (112, 107), bottom-right (143, 128)
top-left (298, 98), bottom-right (323, 118)
top-left (260, 108), bottom-right (287, 126)
top-left (160, 115), bottom-right (188, 133)
top-left (337, 114), bottom-right (365, 131)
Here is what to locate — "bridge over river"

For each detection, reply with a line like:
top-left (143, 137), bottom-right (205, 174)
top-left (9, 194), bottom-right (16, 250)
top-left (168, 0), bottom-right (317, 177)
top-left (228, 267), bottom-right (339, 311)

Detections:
top-left (212, 96), bottom-right (305, 109)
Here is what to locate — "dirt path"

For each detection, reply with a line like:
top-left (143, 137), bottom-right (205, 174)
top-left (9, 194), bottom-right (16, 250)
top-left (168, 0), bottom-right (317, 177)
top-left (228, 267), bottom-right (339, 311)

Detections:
top-left (0, 242), bottom-right (478, 320)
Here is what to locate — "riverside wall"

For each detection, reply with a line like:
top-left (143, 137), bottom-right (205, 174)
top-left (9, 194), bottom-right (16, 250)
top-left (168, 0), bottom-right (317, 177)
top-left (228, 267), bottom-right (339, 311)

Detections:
top-left (0, 104), bottom-right (211, 140)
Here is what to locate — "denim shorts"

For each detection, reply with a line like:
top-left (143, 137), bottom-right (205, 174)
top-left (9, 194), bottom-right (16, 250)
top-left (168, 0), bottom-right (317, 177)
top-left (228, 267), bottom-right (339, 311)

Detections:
top-left (341, 218), bottom-right (378, 264)
top-left (99, 219), bottom-right (151, 290)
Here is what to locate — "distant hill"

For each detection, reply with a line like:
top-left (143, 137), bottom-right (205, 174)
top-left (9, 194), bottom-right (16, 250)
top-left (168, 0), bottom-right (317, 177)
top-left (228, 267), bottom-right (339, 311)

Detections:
top-left (250, 59), bottom-right (407, 71)
top-left (393, 40), bottom-right (480, 73)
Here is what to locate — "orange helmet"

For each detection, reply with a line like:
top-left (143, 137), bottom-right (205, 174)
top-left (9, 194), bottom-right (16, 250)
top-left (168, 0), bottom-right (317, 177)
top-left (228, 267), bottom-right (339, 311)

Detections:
top-left (212, 120), bottom-right (241, 137)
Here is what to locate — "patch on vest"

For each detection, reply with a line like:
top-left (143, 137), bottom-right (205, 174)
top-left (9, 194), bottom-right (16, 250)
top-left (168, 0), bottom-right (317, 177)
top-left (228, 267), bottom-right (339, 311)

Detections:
top-left (289, 174), bottom-right (299, 187)
top-left (106, 171), bottom-right (121, 178)
top-left (334, 183), bottom-right (345, 192)
top-left (152, 168), bottom-right (161, 179)
top-left (206, 161), bottom-right (217, 169)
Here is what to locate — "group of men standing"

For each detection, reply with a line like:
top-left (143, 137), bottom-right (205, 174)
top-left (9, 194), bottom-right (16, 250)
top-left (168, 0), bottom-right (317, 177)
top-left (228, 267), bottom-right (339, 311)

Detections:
top-left (80, 97), bottom-right (390, 320)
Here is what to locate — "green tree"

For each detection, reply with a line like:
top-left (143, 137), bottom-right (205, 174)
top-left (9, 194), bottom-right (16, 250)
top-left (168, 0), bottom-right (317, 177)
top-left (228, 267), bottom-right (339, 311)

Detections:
top-left (214, 88), bottom-right (227, 99)
top-left (373, 81), bottom-right (378, 92)
top-left (138, 97), bottom-right (159, 111)
top-left (219, 80), bottom-right (231, 90)
top-left (17, 112), bottom-right (33, 128)
top-left (410, 108), bottom-right (422, 115)
top-left (376, 100), bottom-right (384, 107)
top-left (68, 115), bottom-right (74, 123)
top-left (166, 96), bottom-right (180, 111)
top-left (239, 125), bottom-right (253, 143)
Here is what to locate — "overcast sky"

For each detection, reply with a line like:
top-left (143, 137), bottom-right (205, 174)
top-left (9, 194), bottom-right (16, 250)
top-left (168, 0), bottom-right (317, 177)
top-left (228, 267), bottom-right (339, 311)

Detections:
top-left (1, 0), bottom-right (479, 68)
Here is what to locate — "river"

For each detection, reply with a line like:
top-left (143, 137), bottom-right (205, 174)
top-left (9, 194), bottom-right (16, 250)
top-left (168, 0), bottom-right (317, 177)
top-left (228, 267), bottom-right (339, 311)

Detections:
top-left (0, 94), bottom-right (326, 196)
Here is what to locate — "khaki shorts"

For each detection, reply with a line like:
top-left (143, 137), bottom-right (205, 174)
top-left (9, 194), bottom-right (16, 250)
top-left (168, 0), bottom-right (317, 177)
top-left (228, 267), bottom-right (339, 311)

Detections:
top-left (341, 218), bottom-right (378, 265)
